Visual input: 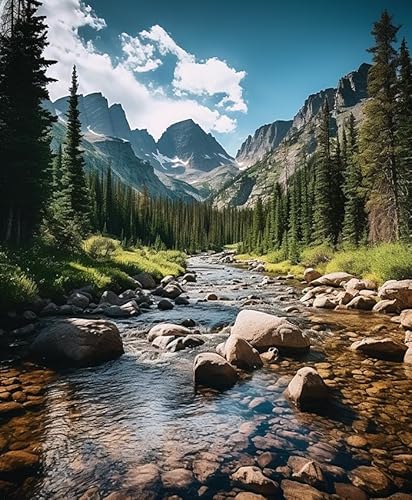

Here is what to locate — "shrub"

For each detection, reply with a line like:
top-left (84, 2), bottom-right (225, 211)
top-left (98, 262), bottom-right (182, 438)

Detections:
top-left (83, 236), bottom-right (120, 260)
top-left (265, 250), bottom-right (285, 264)
top-left (301, 244), bottom-right (335, 268)
top-left (0, 251), bottom-right (38, 312)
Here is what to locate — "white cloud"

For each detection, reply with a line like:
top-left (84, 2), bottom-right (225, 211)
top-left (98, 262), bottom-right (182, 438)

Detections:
top-left (38, 0), bottom-right (244, 139)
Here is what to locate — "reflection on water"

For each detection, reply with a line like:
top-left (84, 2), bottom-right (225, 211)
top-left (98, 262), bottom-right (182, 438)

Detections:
top-left (0, 256), bottom-right (411, 499)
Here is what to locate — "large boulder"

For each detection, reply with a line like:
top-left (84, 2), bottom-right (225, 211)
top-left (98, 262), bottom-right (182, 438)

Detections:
top-left (310, 272), bottom-right (354, 288)
top-left (400, 310), bottom-right (412, 329)
top-left (286, 367), bottom-right (329, 410)
top-left (344, 278), bottom-right (377, 293)
top-left (346, 295), bottom-right (376, 311)
top-left (231, 310), bottom-right (310, 352)
top-left (378, 280), bottom-right (412, 309)
top-left (147, 323), bottom-right (192, 342)
top-left (404, 347), bottom-right (412, 364)
top-left (373, 299), bottom-right (402, 314)
top-left (350, 337), bottom-right (407, 361)
top-left (313, 296), bottom-right (336, 309)
top-left (67, 292), bottom-right (89, 309)
top-left (303, 268), bottom-right (322, 283)
top-left (182, 273), bottom-right (196, 283)
top-left (231, 466), bottom-right (279, 495)
top-left (224, 336), bottom-right (263, 371)
top-left (193, 353), bottom-right (238, 390)
top-left (30, 319), bottom-right (124, 367)
top-left (134, 272), bottom-right (156, 290)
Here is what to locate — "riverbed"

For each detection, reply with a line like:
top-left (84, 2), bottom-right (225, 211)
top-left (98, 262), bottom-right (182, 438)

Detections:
top-left (0, 254), bottom-right (411, 499)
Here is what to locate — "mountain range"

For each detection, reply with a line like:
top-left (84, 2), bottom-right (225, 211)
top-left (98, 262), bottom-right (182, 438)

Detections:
top-left (47, 62), bottom-right (371, 207)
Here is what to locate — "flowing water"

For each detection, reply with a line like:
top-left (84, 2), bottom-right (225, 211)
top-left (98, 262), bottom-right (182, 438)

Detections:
top-left (0, 255), bottom-right (411, 499)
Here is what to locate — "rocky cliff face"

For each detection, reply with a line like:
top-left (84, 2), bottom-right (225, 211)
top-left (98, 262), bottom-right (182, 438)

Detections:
top-left (236, 120), bottom-right (292, 168)
top-left (51, 96), bottom-right (238, 198)
top-left (213, 63), bottom-right (371, 208)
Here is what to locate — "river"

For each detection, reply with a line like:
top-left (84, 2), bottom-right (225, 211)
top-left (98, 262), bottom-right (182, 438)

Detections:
top-left (0, 254), bottom-right (411, 499)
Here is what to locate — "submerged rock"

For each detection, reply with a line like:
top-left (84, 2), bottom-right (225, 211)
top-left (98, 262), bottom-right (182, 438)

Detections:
top-left (147, 323), bottom-right (192, 342)
top-left (350, 337), bottom-right (407, 361)
top-left (0, 450), bottom-right (39, 474)
top-left (157, 299), bottom-right (174, 310)
top-left (231, 310), bottom-right (310, 352)
top-left (348, 465), bottom-right (394, 497)
top-left (281, 479), bottom-right (330, 499)
top-left (232, 466), bottom-right (279, 495)
top-left (193, 353), bottom-right (238, 390)
top-left (31, 319), bottom-right (124, 367)
top-left (286, 367), bottom-right (329, 410)
top-left (224, 336), bottom-right (263, 371)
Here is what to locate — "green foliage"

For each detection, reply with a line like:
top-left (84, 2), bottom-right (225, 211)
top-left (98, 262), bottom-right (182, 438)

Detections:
top-left (83, 235), bottom-right (120, 260)
top-left (324, 243), bottom-right (412, 283)
top-left (0, 251), bottom-right (38, 312)
top-left (300, 244), bottom-right (335, 268)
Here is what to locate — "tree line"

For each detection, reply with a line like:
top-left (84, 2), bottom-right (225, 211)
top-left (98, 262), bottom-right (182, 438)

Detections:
top-left (241, 11), bottom-right (411, 258)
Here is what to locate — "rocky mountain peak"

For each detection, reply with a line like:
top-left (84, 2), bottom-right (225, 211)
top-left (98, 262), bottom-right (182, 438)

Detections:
top-left (335, 62), bottom-right (371, 110)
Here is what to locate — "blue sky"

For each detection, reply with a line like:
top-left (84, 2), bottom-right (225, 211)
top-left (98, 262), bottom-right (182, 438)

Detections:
top-left (39, 0), bottom-right (412, 155)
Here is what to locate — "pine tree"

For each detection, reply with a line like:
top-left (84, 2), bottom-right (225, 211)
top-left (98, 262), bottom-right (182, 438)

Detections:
top-left (342, 114), bottom-right (366, 245)
top-left (0, 0), bottom-right (56, 244)
top-left (359, 10), bottom-right (400, 242)
top-left (397, 39), bottom-right (412, 240)
top-left (104, 166), bottom-right (114, 234)
top-left (63, 65), bottom-right (90, 235)
top-left (313, 100), bottom-right (334, 243)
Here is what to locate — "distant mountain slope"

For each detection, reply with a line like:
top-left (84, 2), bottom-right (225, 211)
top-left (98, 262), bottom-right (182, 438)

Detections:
top-left (213, 63), bottom-right (371, 208)
top-left (51, 94), bottom-right (239, 198)
top-left (236, 120), bottom-right (292, 168)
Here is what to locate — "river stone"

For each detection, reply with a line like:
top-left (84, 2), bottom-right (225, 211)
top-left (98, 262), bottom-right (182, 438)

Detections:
top-left (175, 296), bottom-right (189, 306)
top-left (162, 284), bottom-right (182, 299)
top-left (286, 367), bottom-right (328, 409)
top-left (224, 336), bottom-right (263, 371)
top-left (161, 468), bottom-right (193, 490)
top-left (40, 302), bottom-right (59, 316)
top-left (206, 293), bottom-right (218, 301)
top-left (30, 319), bottom-right (124, 367)
top-left (304, 268), bottom-right (322, 283)
top-left (160, 275), bottom-right (174, 286)
top-left (134, 272), bottom-right (156, 290)
top-left (0, 402), bottom-right (23, 415)
top-left (100, 290), bottom-right (123, 306)
top-left (216, 342), bottom-right (226, 357)
top-left (152, 336), bottom-right (176, 349)
top-left (232, 466), bottom-right (279, 495)
top-left (281, 479), bottom-right (329, 499)
top-left (231, 310), bottom-right (310, 352)
top-left (193, 458), bottom-right (219, 483)
top-left (400, 309), bottom-right (412, 329)
top-left (378, 280), bottom-right (412, 309)
top-left (346, 295), bottom-right (376, 310)
top-left (147, 324), bottom-right (192, 342)
top-left (157, 299), bottom-right (174, 310)
top-left (313, 296), bottom-right (336, 309)
top-left (67, 292), bottom-right (89, 309)
top-left (167, 336), bottom-right (204, 352)
top-left (373, 299), bottom-right (402, 314)
top-left (182, 273), bottom-right (196, 283)
top-left (235, 494), bottom-right (266, 500)
top-left (350, 337), bottom-right (407, 361)
top-left (310, 272), bottom-right (354, 287)
top-left (128, 463), bottom-right (161, 491)
top-left (193, 353), bottom-right (238, 390)
top-left (333, 483), bottom-right (368, 500)
top-left (348, 466), bottom-right (393, 496)
top-left (403, 346), bottom-right (412, 364)
top-left (287, 456), bottom-right (326, 489)
top-left (0, 450), bottom-right (39, 474)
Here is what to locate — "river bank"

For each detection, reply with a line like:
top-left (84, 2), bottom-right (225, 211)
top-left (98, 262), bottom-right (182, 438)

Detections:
top-left (0, 253), bottom-right (411, 499)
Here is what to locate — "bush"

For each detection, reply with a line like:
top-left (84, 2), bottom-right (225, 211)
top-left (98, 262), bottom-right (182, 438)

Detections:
top-left (265, 250), bottom-right (285, 264)
top-left (0, 251), bottom-right (38, 312)
top-left (83, 236), bottom-right (120, 260)
top-left (301, 244), bottom-right (335, 268)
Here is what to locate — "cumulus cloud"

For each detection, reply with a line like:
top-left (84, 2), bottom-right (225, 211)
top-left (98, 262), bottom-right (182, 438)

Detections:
top-left (38, 0), bottom-right (245, 138)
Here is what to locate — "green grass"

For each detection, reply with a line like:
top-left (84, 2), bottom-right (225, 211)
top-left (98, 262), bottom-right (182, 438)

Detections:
top-left (237, 242), bottom-right (412, 285)
top-left (0, 237), bottom-right (186, 313)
